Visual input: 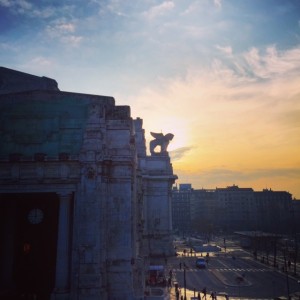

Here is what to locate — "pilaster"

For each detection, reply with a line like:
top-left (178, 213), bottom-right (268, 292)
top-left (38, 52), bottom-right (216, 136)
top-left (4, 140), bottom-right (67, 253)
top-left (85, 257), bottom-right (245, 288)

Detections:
top-left (51, 192), bottom-right (72, 300)
top-left (143, 154), bottom-right (177, 257)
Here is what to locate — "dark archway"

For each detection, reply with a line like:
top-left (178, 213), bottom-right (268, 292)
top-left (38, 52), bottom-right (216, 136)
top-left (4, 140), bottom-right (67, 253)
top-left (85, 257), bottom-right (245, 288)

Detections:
top-left (0, 193), bottom-right (59, 299)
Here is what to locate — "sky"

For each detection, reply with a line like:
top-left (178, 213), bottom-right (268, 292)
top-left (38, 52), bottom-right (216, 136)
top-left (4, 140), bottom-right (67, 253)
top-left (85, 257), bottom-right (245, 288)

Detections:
top-left (1, 0), bottom-right (300, 198)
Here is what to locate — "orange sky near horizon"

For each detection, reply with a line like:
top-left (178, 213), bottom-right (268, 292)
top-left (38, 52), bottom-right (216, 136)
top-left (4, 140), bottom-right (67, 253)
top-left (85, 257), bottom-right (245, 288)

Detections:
top-left (134, 55), bottom-right (300, 199)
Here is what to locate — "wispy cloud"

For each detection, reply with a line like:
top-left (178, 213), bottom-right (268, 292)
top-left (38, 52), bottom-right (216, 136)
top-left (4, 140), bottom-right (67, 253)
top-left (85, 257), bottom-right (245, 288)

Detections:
top-left (200, 167), bottom-right (300, 181)
top-left (19, 56), bottom-right (57, 74)
top-left (131, 44), bottom-right (300, 186)
top-left (1, 0), bottom-right (299, 197)
top-left (213, 0), bottom-right (222, 9)
top-left (0, 0), bottom-right (54, 17)
top-left (0, 0), bottom-right (11, 7)
top-left (61, 35), bottom-right (83, 46)
top-left (142, 1), bottom-right (175, 20)
top-left (45, 19), bottom-right (83, 46)
top-left (216, 45), bottom-right (233, 56)
top-left (0, 0), bottom-right (31, 13)
top-left (29, 56), bottom-right (54, 66)
top-left (0, 42), bottom-right (18, 52)
top-left (176, 167), bottom-right (300, 195)
top-left (243, 46), bottom-right (300, 79)
top-left (170, 146), bottom-right (193, 161)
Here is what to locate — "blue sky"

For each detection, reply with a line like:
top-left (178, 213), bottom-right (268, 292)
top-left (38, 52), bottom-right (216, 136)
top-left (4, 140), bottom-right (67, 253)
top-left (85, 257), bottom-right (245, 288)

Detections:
top-left (1, 0), bottom-right (300, 198)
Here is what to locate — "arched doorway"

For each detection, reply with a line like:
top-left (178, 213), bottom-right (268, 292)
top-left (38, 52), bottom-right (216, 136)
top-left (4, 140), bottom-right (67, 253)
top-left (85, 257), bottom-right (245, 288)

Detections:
top-left (0, 193), bottom-right (59, 299)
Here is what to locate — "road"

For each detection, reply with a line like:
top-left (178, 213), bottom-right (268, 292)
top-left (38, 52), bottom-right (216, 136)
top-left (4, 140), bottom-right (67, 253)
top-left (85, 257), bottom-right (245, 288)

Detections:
top-left (169, 238), bottom-right (300, 299)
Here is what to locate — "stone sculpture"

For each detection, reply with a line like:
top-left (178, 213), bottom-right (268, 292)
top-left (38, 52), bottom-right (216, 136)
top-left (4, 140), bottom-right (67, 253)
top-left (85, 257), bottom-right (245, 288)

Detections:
top-left (150, 132), bottom-right (174, 155)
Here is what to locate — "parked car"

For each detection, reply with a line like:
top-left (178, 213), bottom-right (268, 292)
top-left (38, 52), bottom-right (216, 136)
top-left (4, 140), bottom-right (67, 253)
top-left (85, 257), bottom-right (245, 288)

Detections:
top-left (195, 257), bottom-right (206, 269)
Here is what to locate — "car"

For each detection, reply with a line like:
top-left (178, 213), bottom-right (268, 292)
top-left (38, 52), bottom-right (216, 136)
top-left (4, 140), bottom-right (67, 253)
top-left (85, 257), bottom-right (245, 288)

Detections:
top-left (195, 257), bottom-right (206, 268)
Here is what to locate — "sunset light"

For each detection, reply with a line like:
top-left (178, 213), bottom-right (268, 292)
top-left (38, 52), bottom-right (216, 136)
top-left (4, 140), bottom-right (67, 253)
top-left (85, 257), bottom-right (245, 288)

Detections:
top-left (1, 0), bottom-right (300, 197)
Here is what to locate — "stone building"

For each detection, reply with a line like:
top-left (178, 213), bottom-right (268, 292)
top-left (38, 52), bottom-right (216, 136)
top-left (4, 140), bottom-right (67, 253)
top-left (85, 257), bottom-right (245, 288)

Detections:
top-left (172, 184), bottom-right (297, 235)
top-left (191, 188), bottom-right (215, 236)
top-left (0, 67), bottom-right (177, 300)
top-left (292, 200), bottom-right (300, 233)
top-left (172, 184), bottom-right (192, 236)
top-left (255, 189), bottom-right (293, 233)
top-left (214, 185), bottom-right (256, 231)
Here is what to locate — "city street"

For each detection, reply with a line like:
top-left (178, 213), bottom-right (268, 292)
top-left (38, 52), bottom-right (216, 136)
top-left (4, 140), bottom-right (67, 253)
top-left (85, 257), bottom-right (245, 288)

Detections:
top-left (168, 238), bottom-right (300, 299)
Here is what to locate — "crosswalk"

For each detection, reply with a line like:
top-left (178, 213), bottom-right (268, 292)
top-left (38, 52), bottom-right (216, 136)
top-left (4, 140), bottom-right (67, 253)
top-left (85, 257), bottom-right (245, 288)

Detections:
top-left (173, 268), bottom-right (270, 272)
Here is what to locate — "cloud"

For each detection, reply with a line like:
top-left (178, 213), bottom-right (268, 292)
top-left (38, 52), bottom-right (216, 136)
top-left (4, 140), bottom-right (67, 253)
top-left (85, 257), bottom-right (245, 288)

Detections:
top-left (176, 167), bottom-right (300, 195)
top-left (31, 6), bottom-right (56, 18)
top-left (29, 57), bottom-right (54, 67)
top-left (18, 56), bottom-right (58, 75)
top-left (170, 146), bottom-right (193, 161)
top-left (0, 0), bottom-right (33, 12)
top-left (0, 0), bottom-right (68, 20)
top-left (182, 2), bottom-right (199, 15)
top-left (95, 0), bottom-right (130, 17)
top-left (213, 0), bottom-right (222, 9)
top-left (130, 43), bottom-right (300, 198)
top-left (0, 0), bottom-right (12, 7)
top-left (200, 167), bottom-right (300, 181)
top-left (0, 0), bottom-right (32, 14)
top-left (243, 46), bottom-right (300, 79)
top-left (0, 42), bottom-right (18, 52)
top-left (55, 22), bottom-right (75, 33)
top-left (216, 45), bottom-right (232, 56)
top-left (61, 35), bottom-right (83, 46)
top-left (45, 20), bottom-right (83, 46)
top-left (16, 0), bottom-right (31, 10)
top-left (143, 1), bottom-right (175, 20)
top-left (132, 45), bottom-right (300, 148)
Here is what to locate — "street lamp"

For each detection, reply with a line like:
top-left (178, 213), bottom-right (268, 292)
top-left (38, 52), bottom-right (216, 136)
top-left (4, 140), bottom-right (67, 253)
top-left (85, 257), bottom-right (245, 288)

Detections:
top-left (283, 241), bottom-right (291, 300)
top-left (183, 266), bottom-right (187, 300)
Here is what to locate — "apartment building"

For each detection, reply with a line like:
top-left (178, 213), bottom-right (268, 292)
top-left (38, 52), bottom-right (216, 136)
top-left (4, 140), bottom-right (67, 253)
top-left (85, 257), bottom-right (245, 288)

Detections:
top-left (172, 184), bottom-right (296, 234)
top-left (172, 184), bottom-right (192, 236)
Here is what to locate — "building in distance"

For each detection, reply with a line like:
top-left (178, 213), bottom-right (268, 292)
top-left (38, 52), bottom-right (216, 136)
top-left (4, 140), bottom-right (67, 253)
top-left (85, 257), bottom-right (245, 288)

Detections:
top-left (172, 184), bottom-right (299, 236)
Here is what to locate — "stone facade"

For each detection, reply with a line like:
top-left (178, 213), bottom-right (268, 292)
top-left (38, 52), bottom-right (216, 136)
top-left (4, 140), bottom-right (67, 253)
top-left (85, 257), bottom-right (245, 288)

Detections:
top-left (0, 68), bottom-right (177, 300)
top-left (142, 155), bottom-right (177, 257)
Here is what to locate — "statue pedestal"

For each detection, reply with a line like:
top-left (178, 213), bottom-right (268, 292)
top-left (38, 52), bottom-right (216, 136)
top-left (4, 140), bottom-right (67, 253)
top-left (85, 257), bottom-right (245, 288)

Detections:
top-left (143, 154), bottom-right (177, 257)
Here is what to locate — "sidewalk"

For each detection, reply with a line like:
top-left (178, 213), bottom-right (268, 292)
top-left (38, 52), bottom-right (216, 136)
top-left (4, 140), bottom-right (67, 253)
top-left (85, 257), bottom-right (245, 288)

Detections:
top-left (169, 286), bottom-right (228, 300)
top-left (169, 286), bottom-right (197, 300)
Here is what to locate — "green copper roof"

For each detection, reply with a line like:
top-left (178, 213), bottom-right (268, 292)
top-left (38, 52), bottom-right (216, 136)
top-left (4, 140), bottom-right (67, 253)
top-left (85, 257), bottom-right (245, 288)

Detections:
top-left (0, 90), bottom-right (114, 158)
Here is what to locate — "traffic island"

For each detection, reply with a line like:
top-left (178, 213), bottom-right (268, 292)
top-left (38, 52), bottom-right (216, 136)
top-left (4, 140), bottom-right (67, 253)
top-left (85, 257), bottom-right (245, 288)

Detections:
top-left (211, 269), bottom-right (252, 287)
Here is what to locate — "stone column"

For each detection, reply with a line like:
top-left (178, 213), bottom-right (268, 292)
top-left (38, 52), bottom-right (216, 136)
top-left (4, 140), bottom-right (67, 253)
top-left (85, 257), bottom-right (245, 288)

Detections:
top-left (143, 155), bottom-right (177, 256)
top-left (51, 192), bottom-right (72, 300)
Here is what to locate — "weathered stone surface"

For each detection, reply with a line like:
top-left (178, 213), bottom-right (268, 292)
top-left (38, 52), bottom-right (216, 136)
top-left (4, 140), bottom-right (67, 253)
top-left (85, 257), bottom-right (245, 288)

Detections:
top-left (142, 155), bottom-right (178, 257)
top-left (0, 67), bottom-right (177, 300)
